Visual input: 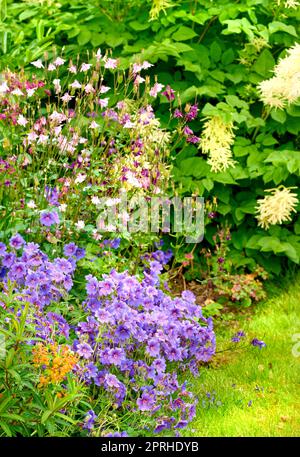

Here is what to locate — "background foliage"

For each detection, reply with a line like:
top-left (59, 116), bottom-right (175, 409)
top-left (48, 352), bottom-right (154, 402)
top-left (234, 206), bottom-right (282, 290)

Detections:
top-left (0, 0), bottom-right (300, 274)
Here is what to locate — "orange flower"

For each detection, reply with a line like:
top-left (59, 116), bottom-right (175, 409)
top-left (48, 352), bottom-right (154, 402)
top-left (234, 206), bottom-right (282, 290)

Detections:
top-left (32, 343), bottom-right (78, 387)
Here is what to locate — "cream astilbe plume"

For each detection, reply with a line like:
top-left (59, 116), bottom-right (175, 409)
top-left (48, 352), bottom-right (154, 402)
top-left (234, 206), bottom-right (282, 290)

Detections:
top-left (276, 0), bottom-right (300, 9)
top-left (201, 116), bottom-right (235, 173)
top-left (149, 0), bottom-right (174, 21)
top-left (256, 186), bottom-right (299, 229)
top-left (258, 43), bottom-right (300, 109)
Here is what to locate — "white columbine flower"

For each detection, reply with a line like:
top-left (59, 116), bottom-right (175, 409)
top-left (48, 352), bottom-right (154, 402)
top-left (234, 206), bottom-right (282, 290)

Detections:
top-left (0, 81), bottom-right (9, 94)
top-left (27, 200), bottom-right (37, 209)
top-left (75, 220), bottom-right (85, 230)
top-left (11, 88), bottom-right (24, 96)
top-left (91, 196), bottom-right (101, 205)
top-left (17, 114), bottom-right (28, 127)
top-left (53, 78), bottom-right (61, 94)
top-left (31, 59), bottom-right (44, 69)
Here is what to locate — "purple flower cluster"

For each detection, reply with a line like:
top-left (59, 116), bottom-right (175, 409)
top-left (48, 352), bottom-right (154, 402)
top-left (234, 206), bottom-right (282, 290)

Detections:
top-left (0, 236), bottom-right (84, 311)
top-left (0, 238), bottom-right (215, 436)
top-left (72, 251), bottom-right (215, 434)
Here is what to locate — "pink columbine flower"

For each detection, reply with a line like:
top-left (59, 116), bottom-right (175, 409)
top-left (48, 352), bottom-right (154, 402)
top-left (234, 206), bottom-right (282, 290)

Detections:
top-left (162, 85), bottom-right (175, 101)
top-left (134, 75), bottom-right (145, 85)
top-left (17, 115), bottom-right (28, 127)
top-left (98, 98), bottom-right (109, 108)
top-left (27, 131), bottom-right (38, 143)
top-left (49, 111), bottom-right (67, 124)
top-left (149, 82), bottom-right (164, 98)
top-left (61, 92), bottom-right (74, 103)
top-left (75, 173), bottom-right (87, 184)
top-left (68, 64), bottom-right (77, 74)
top-left (104, 58), bottom-right (118, 69)
top-left (69, 80), bottom-right (82, 89)
top-left (99, 85), bottom-right (110, 94)
top-left (89, 121), bottom-right (99, 129)
top-left (48, 63), bottom-right (56, 71)
top-left (116, 101), bottom-right (125, 110)
top-left (142, 61), bottom-right (153, 69)
top-left (54, 57), bottom-right (65, 66)
top-left (54, 126), bottom-right (62, 136)
top-left (84, 84), bottom-right (95, 94)
top-left (183, 125), bottom-right (193, 136)
top-left (80, 63), bottom-right (92, 72)
top-left (133, 63), bottom-right (142, 74)
top-left (31, 59), bottom-right (44, 69)
top-left (38, 134), bottom-right (49, 144)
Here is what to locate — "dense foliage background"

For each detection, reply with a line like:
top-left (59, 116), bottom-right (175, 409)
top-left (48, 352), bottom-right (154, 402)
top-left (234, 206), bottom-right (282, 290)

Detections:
top-left (2, 0), bottom-right (299, 274)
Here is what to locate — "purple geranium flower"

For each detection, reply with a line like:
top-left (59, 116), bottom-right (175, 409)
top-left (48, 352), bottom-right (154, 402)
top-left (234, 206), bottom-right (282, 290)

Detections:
top-left (146, 338), bottom-right (161, 357)
top-left (40, 210), bottom-right (59, 226)
top-left (137, 392), bottom-right (156, 411)
top-left (0, 242), bottom-right (7, 256)
top-left (83, 410), bottom-right (97, 431)
top-left (9, 233), bottom-right (25, 250)
top-left (251, 338), bottom-right (266, 349)
top-left (63, 242), bottom-right (78, 257)
top-left (77, 343), bottom-right (93, 359)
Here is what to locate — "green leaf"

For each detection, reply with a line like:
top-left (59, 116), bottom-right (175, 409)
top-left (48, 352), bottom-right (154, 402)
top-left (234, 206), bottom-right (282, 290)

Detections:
top-left (0, 421), bottom-right (12, 437)
top-left (210, 41), bottom-right (222, 62)
top-left (41, 410), bottom-right (53, 424)
top-left (221, 48), bottom-right (235, 65)
top-left (19, 10), bottom-right (37, 21)
top-left (172, 26), bottom-right (197, 41)
top-left (252, 49), bottom-right (275, 78)
top-left (202, 178), bottom-right (214, 191)
top-left (212, 171), bottom-right (237, 185)
top-left (270, 109), bottom-right (286, 124)
top-left (129, 21), bottom-right (150, 31)
top-left (179, 157), bottom-right (210, 178)
top-left (269, 21), bottom-right (298, 37)
top-left (77, 29), bottom-right (92, 46)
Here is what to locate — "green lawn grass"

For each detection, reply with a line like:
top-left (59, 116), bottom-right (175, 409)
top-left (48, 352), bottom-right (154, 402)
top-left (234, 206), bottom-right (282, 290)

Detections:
top-left (184, 276), bottom-right (300, 437)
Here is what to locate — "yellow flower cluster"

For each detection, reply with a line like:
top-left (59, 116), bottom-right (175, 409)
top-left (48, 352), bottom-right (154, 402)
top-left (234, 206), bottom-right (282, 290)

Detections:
top-left (32, 343), bottom-right (78, 387)
top-left (256, 186), bottom-right (298, 229)
top-left (201, 116), bottom-right (235, 173)
top-left (276, 0), bottom-right (299, 9)
top-left (149, 0), bottom-right (174, 21)
top-left (258, 43), bottom-right (300, 109)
